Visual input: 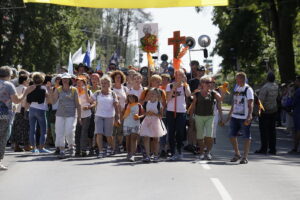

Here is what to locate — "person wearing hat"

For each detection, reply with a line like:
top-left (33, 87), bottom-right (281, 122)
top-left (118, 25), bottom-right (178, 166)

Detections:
top-left (108, 62), bottom-right (118, 72)
top-left (76, 63), bottom-right (89, 75)
top-left (49, 74), bottom-right (62, 154)
top-left (50, 73), bottom-right (81, 158)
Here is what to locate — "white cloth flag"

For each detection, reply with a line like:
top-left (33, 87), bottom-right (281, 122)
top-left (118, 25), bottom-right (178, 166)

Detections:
top-left (72, 47), bottom-right (84, 64)
top-left (68, 52), bottom-right (73, 75)
top-left (90, 41), bottom-right (96, 62)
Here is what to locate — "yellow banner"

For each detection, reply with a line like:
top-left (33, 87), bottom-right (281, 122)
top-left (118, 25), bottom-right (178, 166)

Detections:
top-left (23, 0), bottom-right (228, 8)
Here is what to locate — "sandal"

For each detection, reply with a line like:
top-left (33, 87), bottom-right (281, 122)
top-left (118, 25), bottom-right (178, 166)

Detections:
top-left (230, 154), bottom-right (241, 162)
top-left (240, 157), bottom-right (248, 164)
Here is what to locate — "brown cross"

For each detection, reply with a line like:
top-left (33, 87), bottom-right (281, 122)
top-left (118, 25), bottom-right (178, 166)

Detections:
top-left (168, 31), bottom-right (186, 58)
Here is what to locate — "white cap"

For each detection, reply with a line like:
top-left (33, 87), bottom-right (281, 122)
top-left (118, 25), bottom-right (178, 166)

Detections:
top-left (61, 73), bottom-right (72, 79)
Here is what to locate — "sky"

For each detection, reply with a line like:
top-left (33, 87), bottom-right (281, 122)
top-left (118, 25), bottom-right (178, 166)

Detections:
top-left (136, 6), bottom-right (223, 73)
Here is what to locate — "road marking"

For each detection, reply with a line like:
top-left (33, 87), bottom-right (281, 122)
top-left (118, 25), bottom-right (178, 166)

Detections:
top-left (199, 160), bottom-right (211, 170)
top-left (211, 178), bottom-right (232, 200)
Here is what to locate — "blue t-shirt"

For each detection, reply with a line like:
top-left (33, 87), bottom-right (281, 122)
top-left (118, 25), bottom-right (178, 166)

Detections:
top-left (0, 80), bottom-right (17, 120)
top-left (293, 88), bottom-right (300, 115)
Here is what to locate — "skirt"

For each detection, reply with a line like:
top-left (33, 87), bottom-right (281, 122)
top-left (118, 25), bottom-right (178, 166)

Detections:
top-left (140, 116), bottom-right (167, 138)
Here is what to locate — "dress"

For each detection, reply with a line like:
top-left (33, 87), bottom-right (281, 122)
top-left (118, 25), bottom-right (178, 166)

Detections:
top-left (140, 101), bottom-right (167, 138)
top-left (123, 104), bottom-right (140, 136)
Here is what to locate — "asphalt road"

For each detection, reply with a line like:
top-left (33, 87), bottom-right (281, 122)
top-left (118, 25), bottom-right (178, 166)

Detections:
top-left (1, 119), bottom-right (300, 200)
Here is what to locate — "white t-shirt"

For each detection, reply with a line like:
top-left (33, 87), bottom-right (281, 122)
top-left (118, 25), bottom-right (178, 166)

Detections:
top-left (232, 84), bottom-right (254, 119)
top-left (113, 85), bottom-right (128, 110)
top-left (92, 91), bottom-right (118, 118)
top-left (15, 84), bottom-right (27, 113)
top-left (30, 85), bottom-right (48, 111)
top-left (79, 93), bottom-right (92, 118)
top-left (128, 86), bottom-right (144, 100)
top-left (166, 83), bottom-right (189, 113)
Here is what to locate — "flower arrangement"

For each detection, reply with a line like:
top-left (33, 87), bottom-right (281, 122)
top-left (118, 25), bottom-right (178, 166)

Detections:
top-left (140, 34), bottom-right (158, 53)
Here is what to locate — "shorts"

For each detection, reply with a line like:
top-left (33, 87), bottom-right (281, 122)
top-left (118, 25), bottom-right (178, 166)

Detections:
top-left (94, 116), bottom-right (114, 137)
top-left (194, 115), bottom-right (214, 140)
top-left (229, 117), bottom-right (251, 139)
top-left (294, 114), bottom-right (300, 132)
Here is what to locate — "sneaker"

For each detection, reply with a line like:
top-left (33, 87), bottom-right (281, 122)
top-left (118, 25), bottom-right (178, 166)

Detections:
top-left (58, 151), bottom-right (66, 159)
top-left (106, 147), bottom-right (112, 156)
top-left (69, 148), bottom-right (75, 157)
top-left (0, 163), bottom-right (8, 170)
top-left (240, 157), bottom-right (248, 164)
top-left (31, 149), bottom-right (39, 154)
top-left (143, 156), bottom-right (151, 163)
top-left (129, 155), bottom-right (135, 162)
top-left (153, 156), bottom-right (159, 163)
top-left (119, 145), bottom-right (124, 153)
top-left (230, 154), bottom-right (241, 162)
top-left (54, 148), bottom-right (60, 155)
top-left (39, 148), bottom-right (52, 153)
top-left (97, 152), bottom-right (105, 158)
top-left (167, 154), bottom-right (178, 161)
top-left (198, 154), bottom-right (205, 160)
top-left (205, 152), bottom-right (212, 161)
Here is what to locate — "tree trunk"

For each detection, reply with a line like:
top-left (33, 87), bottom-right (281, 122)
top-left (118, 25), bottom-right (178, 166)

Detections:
top-left (269, 0), bottom-right (297, 83)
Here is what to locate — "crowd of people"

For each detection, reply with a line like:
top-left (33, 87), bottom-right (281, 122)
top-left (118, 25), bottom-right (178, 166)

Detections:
top-left (0, 61), bottom-right (299, 170)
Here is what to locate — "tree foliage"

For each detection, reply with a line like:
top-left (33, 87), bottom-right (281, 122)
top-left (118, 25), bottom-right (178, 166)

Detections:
top-left (212, 0), bottom-right (299, 84)
top-left (0, 1), bottom-right (152, 72)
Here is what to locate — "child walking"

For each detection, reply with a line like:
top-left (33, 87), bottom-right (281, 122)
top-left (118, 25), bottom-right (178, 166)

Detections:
top-left (140, 88), bottom-right (167, 162)
top-left (123, 94), bottom-right (143, 162)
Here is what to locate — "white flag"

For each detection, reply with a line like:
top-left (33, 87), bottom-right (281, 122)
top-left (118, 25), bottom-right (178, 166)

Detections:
top-left (72, 47), bottom-right (84, 64)
top-left (68, 52), bottom-right (73, 75)
top-left (90, 41), bottom-right (96, 62)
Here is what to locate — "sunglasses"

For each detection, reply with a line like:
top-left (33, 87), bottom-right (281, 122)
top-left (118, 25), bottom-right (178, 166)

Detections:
top-left (204, 81), bottom-right (212, 84)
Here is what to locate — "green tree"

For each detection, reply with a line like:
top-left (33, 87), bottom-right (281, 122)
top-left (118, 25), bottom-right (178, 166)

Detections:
top-left (212, 0), bottom-right (299, 83)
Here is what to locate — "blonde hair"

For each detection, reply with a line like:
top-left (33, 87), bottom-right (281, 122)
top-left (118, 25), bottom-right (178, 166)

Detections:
top-left (236, 72), bottom-right (247, 82)
top-left (100, 75), bottom-right (112, 88)
top-left (150, 74), bottom-right (162, 83)
top-left (200, 76), bottom-right (212, 84)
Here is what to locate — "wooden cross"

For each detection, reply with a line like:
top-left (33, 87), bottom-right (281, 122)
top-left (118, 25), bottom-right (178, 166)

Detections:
top-left (168, 31), bottom-right (186, 58)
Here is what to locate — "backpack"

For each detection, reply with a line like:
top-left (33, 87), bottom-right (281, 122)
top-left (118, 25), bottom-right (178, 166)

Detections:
top-left (234, 86), bottom-right (262, 117)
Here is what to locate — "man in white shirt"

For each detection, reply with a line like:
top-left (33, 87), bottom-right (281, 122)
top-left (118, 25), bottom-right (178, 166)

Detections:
top-left (225, 72), bottom-right (254, 164)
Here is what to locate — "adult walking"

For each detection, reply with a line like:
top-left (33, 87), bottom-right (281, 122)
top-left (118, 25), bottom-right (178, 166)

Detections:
top-left (27, 72), bottom-right (52, 153)
top-left (91, 75), bottom-right (120, 158)
top-left (189, 76), bottom-right (223, 160)
top-left (166, 69), bottom-right (191, 161)
top-left (51, 73), bottom-right (81, 158)
top-left (225, 72), bottom-right (254, 164)
top-left (255, 72), bottom-right (278, 155)
top-left (0, 66), bottom-right (34, 170)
